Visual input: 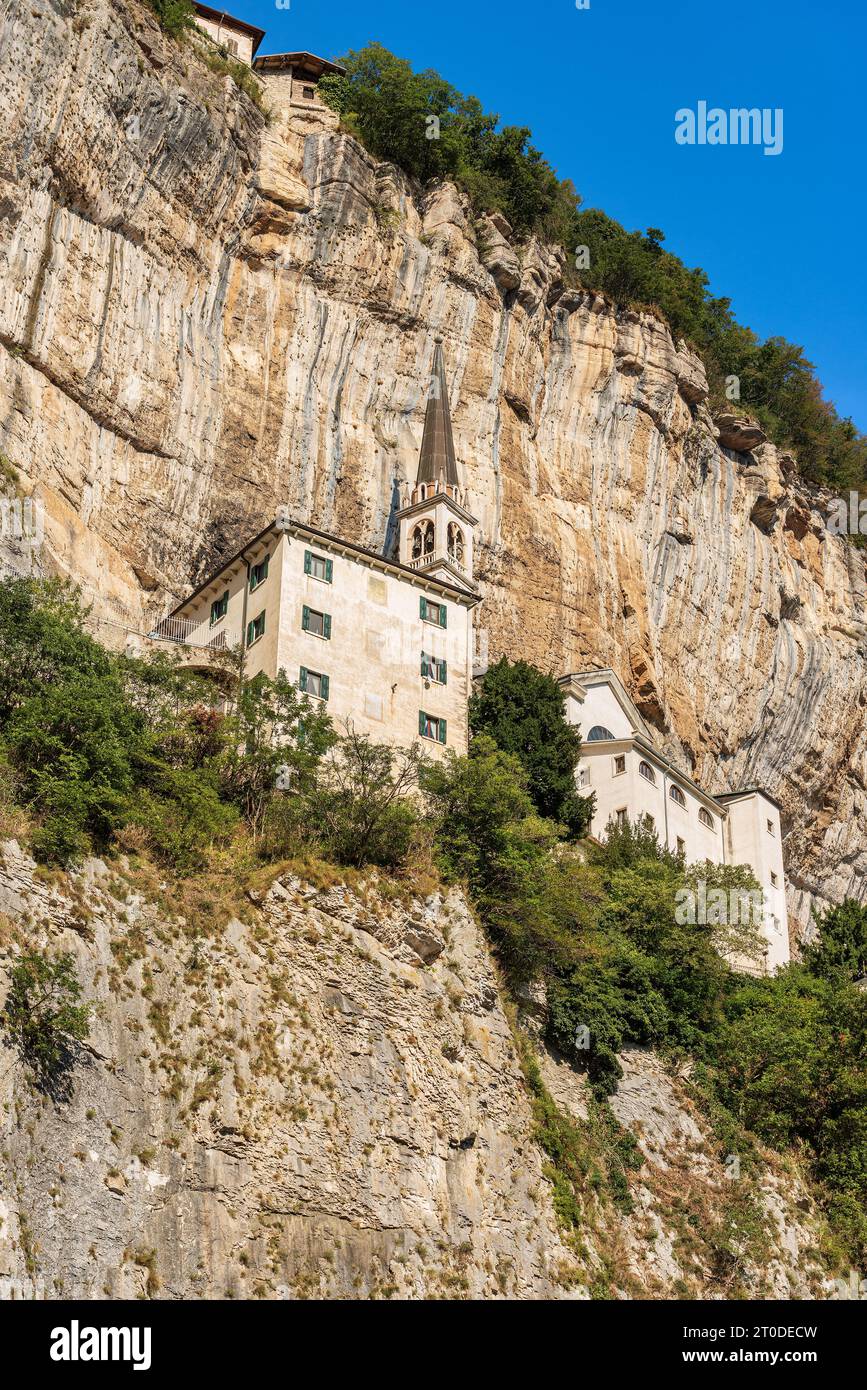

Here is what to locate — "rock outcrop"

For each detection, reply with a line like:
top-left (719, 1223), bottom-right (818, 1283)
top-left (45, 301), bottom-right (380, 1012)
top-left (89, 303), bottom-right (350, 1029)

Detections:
top-left (0, 0), bottom-right (865, 929)
top-left (0, 844), bottom-right (835, 1299)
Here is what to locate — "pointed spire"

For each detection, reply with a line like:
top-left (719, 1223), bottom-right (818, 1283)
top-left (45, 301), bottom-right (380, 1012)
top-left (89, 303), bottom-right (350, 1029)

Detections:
top-left (417, 338), bottom-right (459, 488)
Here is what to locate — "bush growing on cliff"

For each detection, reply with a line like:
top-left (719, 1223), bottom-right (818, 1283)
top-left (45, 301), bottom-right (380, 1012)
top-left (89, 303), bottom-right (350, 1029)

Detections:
top-left (2, 949), bottom-right (92, 1090)
top-left (803, 898), bottom-right (867, 985)
top-left (145, 0), bottom-right (195, 41)
top-left (469, 658), bottom-right (593, 838)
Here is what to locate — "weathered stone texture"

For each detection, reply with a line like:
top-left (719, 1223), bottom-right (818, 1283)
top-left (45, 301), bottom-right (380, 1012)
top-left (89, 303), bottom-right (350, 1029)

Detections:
top-left (0, 0), bottom-right (865, 928)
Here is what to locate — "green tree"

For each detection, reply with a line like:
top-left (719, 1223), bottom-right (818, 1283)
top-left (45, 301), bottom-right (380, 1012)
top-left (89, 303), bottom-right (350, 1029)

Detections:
top-left (469, 658), bottom-right (593, 837)
top-left (803, 898), bottom-right (867, 984)
top-left (299, 728), bottom-right (422, 868)
top-left (2, 950), bottom-right (92, 1090)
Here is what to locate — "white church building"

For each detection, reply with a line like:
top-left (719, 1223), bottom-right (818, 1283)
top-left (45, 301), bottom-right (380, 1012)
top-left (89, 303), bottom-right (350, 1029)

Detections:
top-left (148, 341), bottom-right (479, 757)
top-left (560, 669), bottom-right (790, 971)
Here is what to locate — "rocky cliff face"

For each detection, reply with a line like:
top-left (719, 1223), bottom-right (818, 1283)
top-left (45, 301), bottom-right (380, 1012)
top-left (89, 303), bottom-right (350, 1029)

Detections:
top-left (0, 844), bottom-right (835, 1299)
top-left (0, 2), bottom-right (865, 919)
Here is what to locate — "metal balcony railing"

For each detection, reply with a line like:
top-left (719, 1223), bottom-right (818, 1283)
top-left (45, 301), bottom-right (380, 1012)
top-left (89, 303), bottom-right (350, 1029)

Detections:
top-left (148, 615), bottom-right (238, 652)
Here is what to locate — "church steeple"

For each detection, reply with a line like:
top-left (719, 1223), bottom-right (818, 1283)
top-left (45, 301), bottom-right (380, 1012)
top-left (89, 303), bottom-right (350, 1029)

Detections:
top-left (417, 339), bottom-right (460, 489)
top-left (395, 337), bottom-right (477, 592)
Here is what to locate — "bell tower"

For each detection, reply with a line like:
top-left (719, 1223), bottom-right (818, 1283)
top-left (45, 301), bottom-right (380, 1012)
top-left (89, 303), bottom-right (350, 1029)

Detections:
top-left (397, 338), bottom-right (477, 592)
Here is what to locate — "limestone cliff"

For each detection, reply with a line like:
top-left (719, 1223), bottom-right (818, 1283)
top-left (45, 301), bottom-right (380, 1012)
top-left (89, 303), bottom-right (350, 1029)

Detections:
top-left (0, 844), bottom-right (836, 1299)
top-left (0, 6), bottom-right (865, 917)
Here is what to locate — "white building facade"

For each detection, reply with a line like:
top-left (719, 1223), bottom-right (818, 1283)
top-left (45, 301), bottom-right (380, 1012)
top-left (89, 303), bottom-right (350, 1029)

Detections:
top-left (148, 344), bottom-right (479, 758)
top-left (560, 669), bottom-right (790, 971)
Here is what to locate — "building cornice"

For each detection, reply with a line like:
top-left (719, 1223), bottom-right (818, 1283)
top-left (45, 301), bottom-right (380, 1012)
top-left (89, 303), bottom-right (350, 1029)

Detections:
top-left (168, 513), bottom-right (480, 618)
top-left (395, 493), bottom-right (478, 528)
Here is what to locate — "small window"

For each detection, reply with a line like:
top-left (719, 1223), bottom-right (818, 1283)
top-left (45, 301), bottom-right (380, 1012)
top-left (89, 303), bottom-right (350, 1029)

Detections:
top-left (246, 610), bottom-right (265, 646)
top-left (767, 818), bottom-right (775, 835)
top-left (587, 725), bottom-right (615, 742)
top-left (772, 915), bottom-right (782, 935)
top-left (304, 550), bottom-right (332, 583)
top-left (615, 808), bottom-right (627, 828)
top-left (302, 85), bottom-right (315, 99)
top-left (421, 652), bottom-right (447, 684)
top-left (770, 871), bottom-right (778, 887)
top-left (642, 813), bottom-right (655, 830)
top-left (699, 807), bottom-right (714, 830)
top-left (639, 760), bottom-right (656, 784)
top-left (300, 667), bottom-right (329, 700)
top-left (302, 606), bottom-right (331, 639)
top-left (419, 710), bottom-right (447, 744)
top-left (224, 37), bottom-right (239, 56)
top-left (249, 555), bottom-right (270, 591)
top-left (676, 836), bottom-right (685, 856)
top-left (210, 590), bottom-right (229, 626)
top-left (669, 783), bottom-right (686, 807)
top-left (577, 766), bottom-right (590, 789)
top-left (613, 754), bottom-right (626, 775)
top-left (420, 595), bottom-right (447, 628)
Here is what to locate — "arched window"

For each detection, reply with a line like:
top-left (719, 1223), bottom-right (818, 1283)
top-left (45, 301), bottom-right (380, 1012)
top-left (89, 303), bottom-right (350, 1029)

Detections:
top-left (699, 806), bottom-right (714, 829)
top-left (639, 760), bottom-right (656, 784)
top-left (412, 521), bottom-right (434, 558)
top-left (669, 784), bottom-right (686, 807)
top-left (447, 522), bottom-right (464, 565)
top-left (587, 725), bottom-right (615, 741)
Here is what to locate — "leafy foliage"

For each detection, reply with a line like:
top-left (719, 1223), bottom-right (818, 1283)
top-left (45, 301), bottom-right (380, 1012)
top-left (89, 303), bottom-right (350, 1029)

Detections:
top-left (803, 898), bottom-right (867, 984)
top-left (145, 0), bottom-right (196, 41)
top-left (2, 950), bottom-right (91, 1090)
top-left (469, 658), bottom-right (593, 837)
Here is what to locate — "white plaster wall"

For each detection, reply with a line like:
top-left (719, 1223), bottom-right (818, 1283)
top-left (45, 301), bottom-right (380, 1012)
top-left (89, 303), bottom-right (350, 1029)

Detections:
top-left (565, 683), bottom-right (635, 741)
top-left (725, 794), bottom-right (790, 970)
top-left (275, 533), bottom-right (473, 756)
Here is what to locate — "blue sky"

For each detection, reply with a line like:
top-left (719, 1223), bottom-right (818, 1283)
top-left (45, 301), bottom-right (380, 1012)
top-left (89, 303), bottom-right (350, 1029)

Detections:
top-left (238, 0), bottom-right (866, 430)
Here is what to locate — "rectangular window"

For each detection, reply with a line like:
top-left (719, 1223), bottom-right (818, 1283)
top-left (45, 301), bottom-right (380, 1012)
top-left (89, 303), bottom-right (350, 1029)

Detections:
top-left (210, 590), bottom-right (229, 626)
top-left (299, 666), bottom-right (329, 700)
top-left (420, 595), bottom-right (447, 628)
top-left (418, 710), bottom-right (447, 744)
top-left (249, 555), bottom-right (270, 591)
top-left (577, 766), bottom-right (590, 789)
top-left (615, 808), bottom-right (627, 828)
top-left (613, 754), bottom-right (626, 775)
top-left (421, 652), bottom-right (447, 684)
top-left (676, 836), bottom-right (685, 856)
top-left (304, 549), bottom-right (333, 583)
top-left (302, 605), bottom-right (331, 639)
top-left (770, 871), bottom-right (778, 887)
top-left (246, 610), bottom-right (265, 646)
top-left (767, 819), bottom-right (775, 835)
top-left (302, 85), bottom-right (315, 99)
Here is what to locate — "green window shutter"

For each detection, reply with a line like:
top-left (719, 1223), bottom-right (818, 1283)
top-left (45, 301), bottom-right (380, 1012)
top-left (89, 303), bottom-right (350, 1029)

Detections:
top-left (302, 604), bottom-right (310, 632)
top-left (263, 555), bottom-right (269, 580)
top-left (246, 620), bottom-right (254, 646)
top-left (420, 652), bottom-right (427, 678)
top-left (259, 611), bottom-right (265, 636)
top-left (304, 550), bottom-right (312, 575)
top-left (325, 557), bottom-right (333, 583)
top-left (438, 718), bottom-right (447, 745)
top-left (439, 603), bottom-right (447, 629)
top-left (419, 596), bottom-right (427, 621)
top-left (419, 710), bottom-right (426, 737)
top-left (323, 613), bottom-right (332, 640)
top-left (299, 666), bottom-right (308, 691)
top-left (440, 658), bottom-right (447, 684)
top-left (321, 674), bottom-right (330, 701)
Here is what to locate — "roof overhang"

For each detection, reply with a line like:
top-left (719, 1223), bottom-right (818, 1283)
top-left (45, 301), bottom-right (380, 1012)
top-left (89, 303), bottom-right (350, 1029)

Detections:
top-left (169, 512), bottom-right (480, 618)
top-left (252, 52), bottom-right (347, 78)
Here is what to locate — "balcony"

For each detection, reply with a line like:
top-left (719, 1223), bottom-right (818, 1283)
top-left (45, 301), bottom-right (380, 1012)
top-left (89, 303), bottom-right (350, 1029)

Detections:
top-left (144, 614), bottom-right (240, 675)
